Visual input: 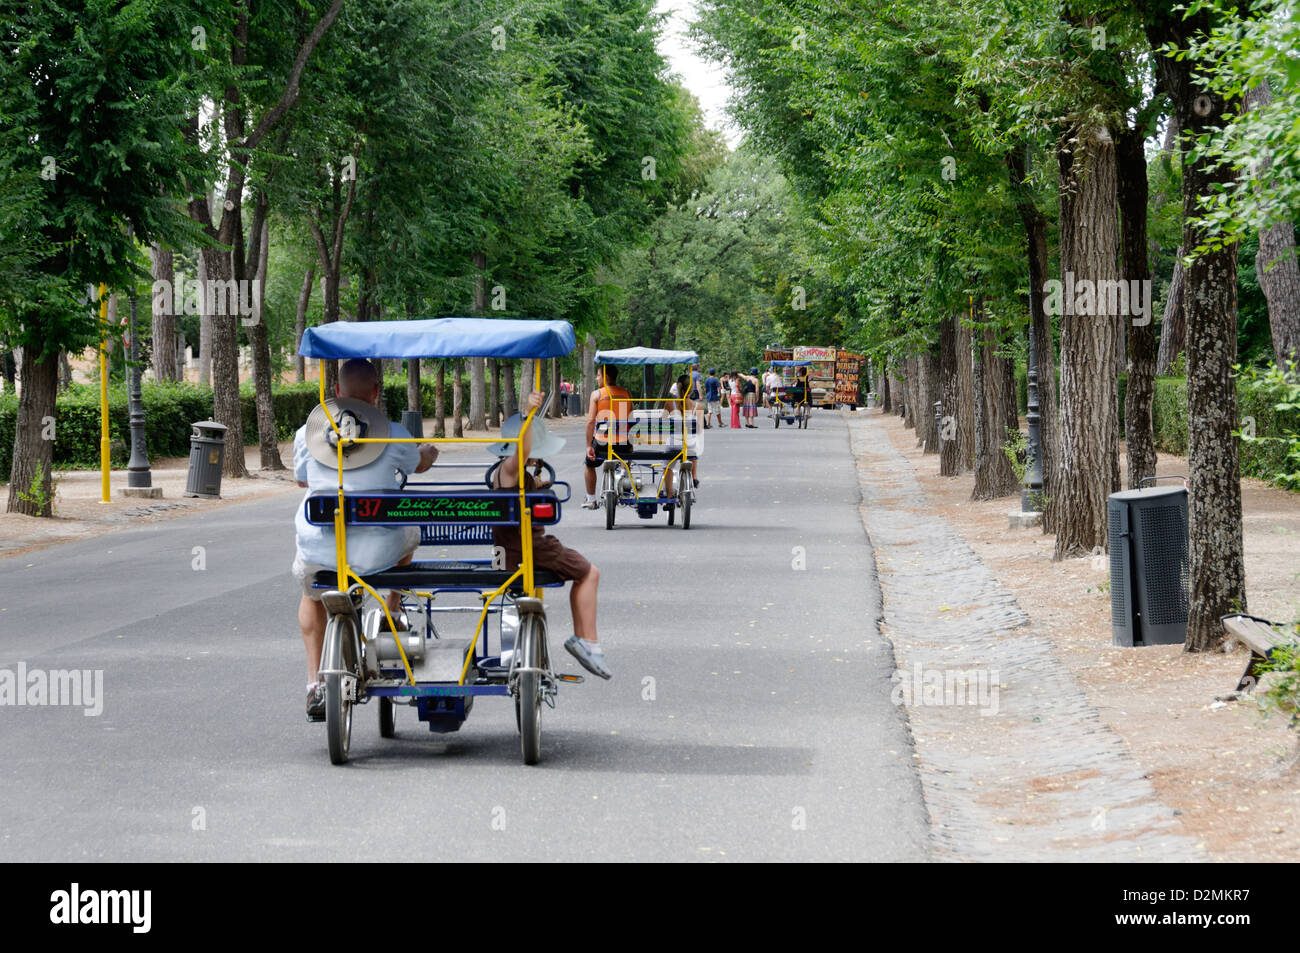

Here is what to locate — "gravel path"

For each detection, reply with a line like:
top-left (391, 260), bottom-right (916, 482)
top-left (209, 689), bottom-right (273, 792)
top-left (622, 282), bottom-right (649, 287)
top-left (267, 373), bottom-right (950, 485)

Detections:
top-left (850, 411), bottom-right (1204, 861)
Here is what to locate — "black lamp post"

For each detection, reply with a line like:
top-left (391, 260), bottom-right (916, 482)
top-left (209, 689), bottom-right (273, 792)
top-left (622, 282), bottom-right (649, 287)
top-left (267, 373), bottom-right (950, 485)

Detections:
top-left (126, 282), bottom-right (154, 492)
top-left (1022, 319), bottom-right (1044, 511)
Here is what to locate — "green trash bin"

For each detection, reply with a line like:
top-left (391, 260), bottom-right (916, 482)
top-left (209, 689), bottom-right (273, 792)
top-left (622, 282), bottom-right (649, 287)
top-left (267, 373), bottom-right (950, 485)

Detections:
top-left (184, 421), bottom-right (227, 499)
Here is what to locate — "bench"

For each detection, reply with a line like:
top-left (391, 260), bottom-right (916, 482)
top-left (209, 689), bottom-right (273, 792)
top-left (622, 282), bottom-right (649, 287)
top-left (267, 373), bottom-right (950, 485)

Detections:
top-left (1220, 614), bottom-right (1297, 691)
top-left (304, 489), bottom-right (566, 591)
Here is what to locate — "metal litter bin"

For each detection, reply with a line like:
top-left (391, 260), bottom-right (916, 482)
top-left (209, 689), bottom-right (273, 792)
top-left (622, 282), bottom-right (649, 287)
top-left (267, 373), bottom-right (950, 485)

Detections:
top-left (400, 410), bottom-right (424, 438)
top-left (1108, 480), bottom-right (1189, 646)
top-left (566, 392), bottom-right (582, 416)
top-left (184, 421), bottom-right (227, 499)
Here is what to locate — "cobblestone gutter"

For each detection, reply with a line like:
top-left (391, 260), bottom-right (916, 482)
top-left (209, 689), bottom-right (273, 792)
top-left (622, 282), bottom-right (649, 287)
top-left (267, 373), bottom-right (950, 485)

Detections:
top-left (849, 413), bottom-right (1204, 861)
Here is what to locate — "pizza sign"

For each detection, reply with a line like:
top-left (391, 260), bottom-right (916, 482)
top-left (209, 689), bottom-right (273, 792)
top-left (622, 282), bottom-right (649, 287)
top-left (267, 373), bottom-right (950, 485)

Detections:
top-left (834, 352), bottom-right (863, 404)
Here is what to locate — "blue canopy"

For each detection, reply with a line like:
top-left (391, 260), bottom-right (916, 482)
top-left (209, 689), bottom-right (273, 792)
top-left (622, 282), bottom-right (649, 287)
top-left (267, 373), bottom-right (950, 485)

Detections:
top-left (299, 318), bottom-right (575, 360)
top-left (595, 347), bottom-right (699, 366)
top-left (770, 359), bottom-right (812, 367)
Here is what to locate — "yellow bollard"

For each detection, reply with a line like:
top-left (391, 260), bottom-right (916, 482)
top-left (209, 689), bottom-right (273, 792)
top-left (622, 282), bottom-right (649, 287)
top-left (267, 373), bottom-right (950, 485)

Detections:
top-left (99, 283), bottom-right (110, 503)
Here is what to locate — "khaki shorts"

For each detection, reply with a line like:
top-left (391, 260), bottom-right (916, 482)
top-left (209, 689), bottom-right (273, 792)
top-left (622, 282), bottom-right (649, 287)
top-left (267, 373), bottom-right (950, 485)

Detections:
top-left (292, 528), bottom-right (420, 599)
top-left (494, 529), bottom-right (592, 582)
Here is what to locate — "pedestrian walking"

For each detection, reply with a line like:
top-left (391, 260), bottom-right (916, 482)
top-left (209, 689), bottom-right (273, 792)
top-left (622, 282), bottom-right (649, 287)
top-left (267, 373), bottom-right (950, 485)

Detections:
top-left (729, 371), bottom-right (742, 430)
top-left (742, 367), bottom-right (759, 427)
top-left (703, 368), bottom-right (723, 428)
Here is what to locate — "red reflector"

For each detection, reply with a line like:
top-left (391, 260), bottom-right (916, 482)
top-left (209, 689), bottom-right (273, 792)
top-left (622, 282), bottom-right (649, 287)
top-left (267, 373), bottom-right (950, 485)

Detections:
top-left (533, 502), bottom-right (555, 519)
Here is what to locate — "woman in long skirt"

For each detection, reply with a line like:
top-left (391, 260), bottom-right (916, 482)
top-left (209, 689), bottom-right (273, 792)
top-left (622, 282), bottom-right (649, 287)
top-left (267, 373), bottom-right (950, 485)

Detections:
top-left (729, 371), bottom-right (742, 430)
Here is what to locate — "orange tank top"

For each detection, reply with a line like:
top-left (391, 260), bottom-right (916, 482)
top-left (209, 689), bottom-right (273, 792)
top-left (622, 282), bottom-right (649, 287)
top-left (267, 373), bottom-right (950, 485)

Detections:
top-left (595, 385), bottom-right (632, 442)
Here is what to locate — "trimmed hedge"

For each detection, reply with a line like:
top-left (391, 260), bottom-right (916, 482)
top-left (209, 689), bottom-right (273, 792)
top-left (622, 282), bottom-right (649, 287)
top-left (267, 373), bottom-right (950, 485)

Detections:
top-left (1011, 366), bottom-right (1299, 488)
top-left (1150, 376), bottom-right (1299, 485)
top-left (0, 372), bottom-right (468, 474)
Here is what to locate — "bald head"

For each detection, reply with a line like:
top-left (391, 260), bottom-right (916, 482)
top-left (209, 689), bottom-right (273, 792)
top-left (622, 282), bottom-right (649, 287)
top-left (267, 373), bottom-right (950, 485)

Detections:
top-left (338, 358), bottom-right (380, 402)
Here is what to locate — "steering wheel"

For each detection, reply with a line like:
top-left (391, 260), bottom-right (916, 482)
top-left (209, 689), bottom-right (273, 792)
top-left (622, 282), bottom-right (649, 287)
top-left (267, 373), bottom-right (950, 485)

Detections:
top-left (485, 459), bottom-right (556, 489)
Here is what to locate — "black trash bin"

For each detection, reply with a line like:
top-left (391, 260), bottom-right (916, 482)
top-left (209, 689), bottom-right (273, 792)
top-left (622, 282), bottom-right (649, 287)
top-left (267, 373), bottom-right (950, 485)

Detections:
top-left (400, 410), bottom-right (424, 438)
top-left (1108, 482), bottom-right (1189, 646)
top-left (185, 421), bottom-right (227, 499)
top-left (566, 392), bottom-right (582, 416)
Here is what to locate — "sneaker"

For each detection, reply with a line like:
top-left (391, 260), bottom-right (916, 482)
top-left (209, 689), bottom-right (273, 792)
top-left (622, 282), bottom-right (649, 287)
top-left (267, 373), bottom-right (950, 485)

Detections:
top-left (564, 636), bottom-right (612, 680)
top-left (379, 610), bottom-right (408, 632)
top-left (582, 497), bottom-right (599, 510)
top-left (306, 683), bottom-right (326, 722)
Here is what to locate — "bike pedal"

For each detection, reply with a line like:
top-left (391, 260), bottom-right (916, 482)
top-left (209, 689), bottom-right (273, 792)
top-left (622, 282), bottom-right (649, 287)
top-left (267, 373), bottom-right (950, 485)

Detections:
top-left (556, 673), bottom-right (585, 684)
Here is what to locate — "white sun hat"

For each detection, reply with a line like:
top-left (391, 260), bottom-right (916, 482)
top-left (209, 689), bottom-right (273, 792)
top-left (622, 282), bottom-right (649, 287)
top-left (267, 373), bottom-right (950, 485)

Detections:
top-left (486, 413), bottom-right (566, 460)
top-left (304, 398), bottom-right (390, 470)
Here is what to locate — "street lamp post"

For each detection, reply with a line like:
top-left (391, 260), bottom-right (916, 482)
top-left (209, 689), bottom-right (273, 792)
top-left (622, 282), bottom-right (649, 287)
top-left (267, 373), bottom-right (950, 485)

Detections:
top-left (1022, 319), bottom-right (1044, 512)
top-left (126, 284), bottom-right (154, 493)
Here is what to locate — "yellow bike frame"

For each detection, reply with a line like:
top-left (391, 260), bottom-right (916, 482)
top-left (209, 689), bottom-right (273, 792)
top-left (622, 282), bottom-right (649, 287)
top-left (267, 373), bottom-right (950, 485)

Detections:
top-left (315, 358), bottom-right (546, 686)
top-left (595, 365), bottom-right (697, 500)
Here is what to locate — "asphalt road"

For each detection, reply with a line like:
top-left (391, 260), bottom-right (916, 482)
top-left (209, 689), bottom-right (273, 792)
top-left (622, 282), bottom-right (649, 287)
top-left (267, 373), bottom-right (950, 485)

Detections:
top-left (0, 410), bottom-right (929, 861)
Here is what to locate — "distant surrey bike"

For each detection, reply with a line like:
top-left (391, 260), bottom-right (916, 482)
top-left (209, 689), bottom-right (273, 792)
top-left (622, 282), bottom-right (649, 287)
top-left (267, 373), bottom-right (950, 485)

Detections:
top-left (770, 359), bottom-right (811, 429)
top-left (592, 347), bottom-right (701, 530)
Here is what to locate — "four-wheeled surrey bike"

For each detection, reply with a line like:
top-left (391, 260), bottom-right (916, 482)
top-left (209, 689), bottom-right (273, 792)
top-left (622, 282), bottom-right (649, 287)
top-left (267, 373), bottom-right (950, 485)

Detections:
top-left (592, 347), bottom-right (701, 531)
top-left (300, 317), bottom-right (583, 766)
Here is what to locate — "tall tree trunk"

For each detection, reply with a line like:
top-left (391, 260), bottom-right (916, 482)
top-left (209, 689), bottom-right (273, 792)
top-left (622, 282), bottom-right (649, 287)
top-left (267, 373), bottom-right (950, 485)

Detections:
top-left (434, 361), bottom-right (446, 438)
top-left (1148, 7), bottom-right (1248, 649)
top-left (1045, 135), bottom-right (1077, 536)
top-left (294, 265), bottom-right (314, 383)
top-left (468, 250), bottom-right (487, 430)
top-left (955, 318), bottom-right (976, 471)
top-left (521, 358), bottom-right (535, 406)
top-left (902, 356), bottom-right (917, 430)
top-left (1, 340), bottom-right (15, 393)
top-left (452, 358), bottom-right (464, 438)
top-left (247, 204), bottom-right (282, 471)
top-left (197, 251), bottom-right (212, 386)
top-left (489, 359), bottom-right (501, 428)
top-left (881, 370), bottom-right (892, 413)
top-left (939, 316), bottom-right (961, 475)
top-left (972, 324), bottom-right (1021, 499)
top-left (503, 361), bottom-right (517, 418)
top-left (150, 243), bottom-right (179, 382)
top-left (200, 244), bottom-right (248, 477)
top-left (919, 346), bottom-right (940, 453)
top-left (320, 271), bottom-right (340, 396)
top-left (1052, 125), bottom-right (1121, 557)
top-left (550, 358), bottom-right (562, 418)
top-left (1245, 80), bottom-right (1300, 367)
top-left (6, 348), bottom-right (58, 515)
top-left (582, 334), bottom-right (596, 400)
top-left (971, 336), bottom-right (988, 497)
top-left (1117, 127), bottom-right (1158, 490)
top-left (407, 358), bottom-right (421, 416)
top-left (1154, 85), bottom-right (1185, 378)
top-left (1157, 248), bottom-right (1186, 374)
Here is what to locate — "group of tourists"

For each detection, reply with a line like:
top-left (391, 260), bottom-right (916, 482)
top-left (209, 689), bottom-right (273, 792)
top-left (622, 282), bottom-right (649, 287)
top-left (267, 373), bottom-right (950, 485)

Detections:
top-left (670, 364), bottom-right (766, 429)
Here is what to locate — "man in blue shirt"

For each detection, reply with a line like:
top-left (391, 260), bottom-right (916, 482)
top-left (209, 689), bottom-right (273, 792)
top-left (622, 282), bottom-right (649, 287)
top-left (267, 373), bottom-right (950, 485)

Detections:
top-left (702, 368), bottom-right (723, 429)
top-left (293, 358), bottom-right (439, 721)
